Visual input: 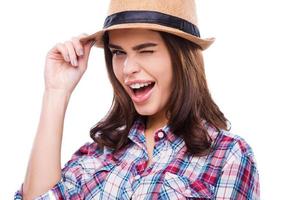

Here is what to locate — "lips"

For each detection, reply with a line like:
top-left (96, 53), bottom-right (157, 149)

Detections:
top-left (132, 82), bottom-right (155, 96)
top-left (126, 81), bottom-right (155, 103)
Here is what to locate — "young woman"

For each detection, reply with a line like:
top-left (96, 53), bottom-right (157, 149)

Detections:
top-left (15, 0), bottom-right (260, 199)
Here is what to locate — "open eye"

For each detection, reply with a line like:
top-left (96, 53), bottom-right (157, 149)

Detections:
top-left (111, 49), bottom-right (126, 56)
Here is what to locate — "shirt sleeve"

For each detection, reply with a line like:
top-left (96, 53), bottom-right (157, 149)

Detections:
top-left (214, 138), bottom-right (260, 200)
top-left (14, 142), bottom-right (101, 200)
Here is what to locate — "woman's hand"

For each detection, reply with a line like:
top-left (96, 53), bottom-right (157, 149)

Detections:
top-left (44, 33), bottom-right (95, 95)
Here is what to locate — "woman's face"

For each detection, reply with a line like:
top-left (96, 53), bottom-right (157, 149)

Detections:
top-left (108, 29), bottom-right (173, 120)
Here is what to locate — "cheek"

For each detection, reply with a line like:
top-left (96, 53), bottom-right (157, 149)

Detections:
top-left (156, 57), bottom-right (173, 90)
top-left (113, 66), bottom-right (127, 93)
top-left (162, 71), bottom-right (173, 96)
top-left (112, 63), bottom-right (123, 83)
top-left (112, 56), bottom-right (127, 81)
top-left (146, 54), bottom-right (172, 89)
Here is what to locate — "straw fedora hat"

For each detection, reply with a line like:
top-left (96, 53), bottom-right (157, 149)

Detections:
top-left (80, 0), bottom-right (215, 50)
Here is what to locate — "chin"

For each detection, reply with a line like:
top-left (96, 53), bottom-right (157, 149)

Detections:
top-left (134, 105), bottom-right (157, 116)
top-left (135, 109), bottom-right (156, 116)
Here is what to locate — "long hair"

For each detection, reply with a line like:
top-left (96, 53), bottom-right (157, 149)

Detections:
top-left (90, 31), bottom-right (228, 155)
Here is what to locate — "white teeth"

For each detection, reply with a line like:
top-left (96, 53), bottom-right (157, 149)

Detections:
top-left (129, 82), bottom-right (152, 89)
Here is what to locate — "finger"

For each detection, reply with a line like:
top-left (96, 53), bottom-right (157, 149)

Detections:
top-left (82, 39), bottom-right (95, 59)
top-left (71, 36), bottom-right (84, 57)
top-left (78, 40), bottom-right (95, 71)
top-left (55, 43), bottom-right (70, 62)
top-left (64, 41), bottom-right (78, 67)
top-left (75, 40), bottom-right (95, 72)
top-left (77, 33), bottom-right (91, 57)
top-left (79, 33), bottom-right (91, 46)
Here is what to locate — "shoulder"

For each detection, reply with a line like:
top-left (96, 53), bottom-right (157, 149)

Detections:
top-left (207, 130), bottom-right (260, 198)
top-left (62, 141), bottom-right (105, 175)
top-left (214, 130), bottom-right (254, 154)
top-left (70, 141), bottom-right (103, 160)
top-left (203, 120), bottom-right (255, 159)
top-left (60, 142), bottom-right (113, 184)
top-left (209, 129), bottom-right (257, 168)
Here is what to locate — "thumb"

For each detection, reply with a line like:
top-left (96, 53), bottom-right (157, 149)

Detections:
top-left (78, 40), bottom-right (95, 71)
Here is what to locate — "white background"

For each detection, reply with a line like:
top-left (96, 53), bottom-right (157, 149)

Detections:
top-left (0, 0), bottom-right (299, 199)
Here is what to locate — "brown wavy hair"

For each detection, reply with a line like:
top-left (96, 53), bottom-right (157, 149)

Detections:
top-left (90, 31), bottom-right (229, 156)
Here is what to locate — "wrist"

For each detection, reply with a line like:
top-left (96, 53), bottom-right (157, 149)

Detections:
top-left (43, 89), bottom-right (71, 107)
top-left (44, 89), bottom-right (71, 99)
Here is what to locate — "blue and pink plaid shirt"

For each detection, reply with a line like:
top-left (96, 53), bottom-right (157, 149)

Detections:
top-left (15, 118), bottom-right (260, 199)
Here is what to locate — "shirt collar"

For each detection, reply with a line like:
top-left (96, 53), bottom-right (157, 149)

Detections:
top-left (127, 117), bottom-right (147, 149)
top-left (127, 117), bottom-right (220, 152)
top-left (127, 117), bottom-right (185, 153)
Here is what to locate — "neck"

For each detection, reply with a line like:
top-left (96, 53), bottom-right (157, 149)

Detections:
top-left (146, 111), bottom-right (169, 132)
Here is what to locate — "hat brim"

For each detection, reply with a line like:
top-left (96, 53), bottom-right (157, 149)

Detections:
top-left (79, 23), bottom-right (215, 50)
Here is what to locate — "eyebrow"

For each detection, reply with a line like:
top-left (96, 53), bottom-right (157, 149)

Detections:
top-left (108, 42), bottom-right (158, 51)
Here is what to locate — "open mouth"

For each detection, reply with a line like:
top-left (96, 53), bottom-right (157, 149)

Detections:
top-left (132, 82), bottom-right (155, 96)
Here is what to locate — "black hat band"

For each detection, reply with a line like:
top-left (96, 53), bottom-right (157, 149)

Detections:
top-left (103, 10), bottom-right (201, 37)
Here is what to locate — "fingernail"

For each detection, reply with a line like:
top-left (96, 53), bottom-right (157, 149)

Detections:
top-left (78, 49), bottom-right (84, 56)
top-left (72, 59), bottom-right (78, 66)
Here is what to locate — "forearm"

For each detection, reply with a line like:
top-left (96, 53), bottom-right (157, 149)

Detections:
top-left (22, 90), bottom-right (71, 199)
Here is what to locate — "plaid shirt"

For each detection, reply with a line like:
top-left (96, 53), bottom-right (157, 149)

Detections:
top-left (15, 118), bottom-right (259, 199)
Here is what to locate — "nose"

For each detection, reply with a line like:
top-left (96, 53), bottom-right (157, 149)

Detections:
top-left (123, 55), bottom-right (141, 76)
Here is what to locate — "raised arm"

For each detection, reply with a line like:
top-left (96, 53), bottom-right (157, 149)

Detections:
top-left (22, 34), bottom-right (94, 200)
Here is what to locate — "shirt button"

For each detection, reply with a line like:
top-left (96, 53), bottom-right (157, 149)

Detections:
top-left (157, 131), bottom-right (164, 139)
top-left (135, 175), bottom-right (141, 180)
